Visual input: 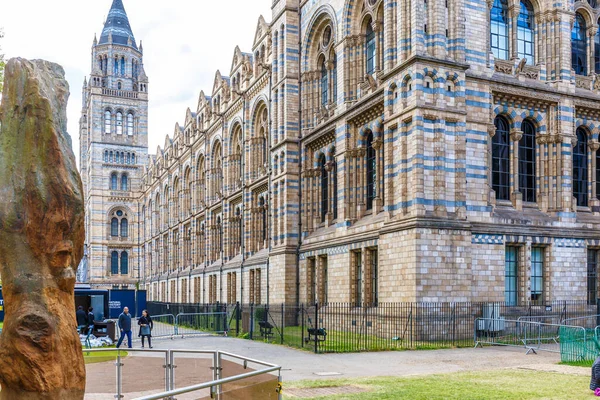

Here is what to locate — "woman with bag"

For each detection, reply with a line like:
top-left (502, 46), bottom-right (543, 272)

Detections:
top-left (138, 310), bottom-right (153, 348)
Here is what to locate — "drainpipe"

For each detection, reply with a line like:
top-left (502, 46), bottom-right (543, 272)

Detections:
top-left (265, 62), bottom-right (273, 307)
top-left (240, 90), bottom-right (247, 305)
top-left (220, 114), bottom-right (226, 304)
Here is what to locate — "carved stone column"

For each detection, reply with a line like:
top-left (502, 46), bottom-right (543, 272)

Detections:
top-left (510, 129), bottom-right (523, 210)
top-left (372, 139), bottom-right (384, 212)
top-left (356, 147), bottom-right (366, 218)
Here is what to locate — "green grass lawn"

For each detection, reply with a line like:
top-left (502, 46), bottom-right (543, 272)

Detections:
top-left (284, 370), bottom-right (591, 399)
top-left (83, 346), bottom-right (128, 364)
top-left (252, 326), bottom-right (463, 353)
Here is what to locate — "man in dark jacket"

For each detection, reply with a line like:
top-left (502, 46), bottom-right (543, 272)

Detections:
top-left (87, 307), bottom-right (95, 334)
top-left (116, 306), bottom-right (132, 349)
top-left (76, 306), bottom-right (87, 332)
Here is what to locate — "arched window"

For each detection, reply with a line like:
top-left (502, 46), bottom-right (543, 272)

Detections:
top-left (127, 113), bottom-right (134, 135)
top-left (126, 153), bottom-right (131, 165)
top-left (332, 158), bottom-right (338, 220)
top-left (121, 174), bottom-right (128, 191)
top-left (517, 0), bottom-right (534, 65)
top-left (116, 112), bottom-right (123, 135)
top-left (320, 57), bottom-right (328, 106)
top-left (332, 54), bottom-right (338, 103)
top-left (105, 111), bottom-right (112, 134)
top-left (120, 57), bottom-right (125, 75)
top-left (121, 252), bottom-right (129, 275)
top-left (491, 0), bottom-right (509, 60)
top-left (113, 56), bottom-right (118, 75)
top-left (492, 116), bottom-right (511, 200)
top-left (595, 20), bottom-right (600, 74)
top-left (121, 218), bottom-right (129, 238)
top-left (573, 127), bottom-right (589, 207)
top-left (366, 132), bottom-right (377, 210)
top-left (110, 173), bottom-right (118, 190)
top-left (365, 21), bottom-right (376, 75)
top-left (236, 207), bottom-right (242, 251)
top-left (519, 120), bottom-right (536, 202)
top-left (572, 14), bottom-right (587, 75)
top-left (320, 155), bottom-right (328, 222)
top-left (111, 251), bottom-right (119, 274)
top-left (104, 151), bottom-right (109, 162)
top-left (111, 218), bottom-right (119, 237)
top-left (132, 154), bottom-right (136, 164)
top-left (259, 197), bottom-right (267, 244)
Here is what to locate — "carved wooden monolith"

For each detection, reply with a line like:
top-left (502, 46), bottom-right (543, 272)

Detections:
top-left (0, 58), bottom-right (86, 399)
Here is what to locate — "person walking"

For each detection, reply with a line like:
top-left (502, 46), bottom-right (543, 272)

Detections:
top-left (87, 307), bottom-right (95, 334)
top-left (76, 306), bottom-right (87, 333)
top-left (138, 310), bottom-right (153, 348)
top-left (116, 306), bottom-right (133, 349)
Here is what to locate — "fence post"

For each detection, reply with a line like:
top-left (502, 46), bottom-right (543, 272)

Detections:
top-left (281, 303), bottom-right (285, 345)
top-left (236, 302), bottom-right (240, 337)
top-left (115, 352), bottom-right (123, 399)
top-left (314, 302), bottom-right (319, 354)
top-left (596, 299), bottom-right (600, 327)
top-left (250, 303), bottom-right (254, 340)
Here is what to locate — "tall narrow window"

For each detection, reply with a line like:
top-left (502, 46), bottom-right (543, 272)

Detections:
top-left (114, 56), bottom-right (118, 75)
top-left (320, 155), bottom-right (328, 222)
top-left (572, 14), bottom-right (587, 75)
top-left (332, 55), bottom-right (338, 103)
top-left (121, 174), bottom-right (128, 191)
top-left (110, 173), bottom-right (118, 190)
top-left (309, 258), bottom-right (316, 304)
top-left (132, 154), bottom-right (136, 164)
top-left (320, 58), bottom-right (328, 106)
top-left (120, 57), bottom-right (125, 76)
top-left (491, 0), bottom-right (509, 60)
top-left (111, 251), bottom-right (119, 274)
top-left (505, 247), bottom-right (518, 305)
top-left (596, 21), bottom-right (600, 74)
top-left (121, 251), bottom-right (129, 275)
top-left (531, 247), bottom-right (544, 303)
top-left (370, 249), bottom-right (378, 306)
top-left (105, 111), bottom-right (112, 134)
top-left (116, 112), bottom-right (123, 135)
top-left (104, 151), bottom-right (109, 162)
top-left (355, 251), bottom-right (362, 306)
top-left (589, 250), bottom-right (598, 305)
top-left (127, 113), bottom-right (134, 135)
top-left (111, 218), bottom-right (119, 237)
top-left (121, 219), bottom-right (128, 238)
top-left (519, 120), bottom-right (536, 203)
top-left (366, 132), bottom-right (377, 210)
top-left (517, 0), bottom-right (534, 65)
top-left (366, 21), bottom-right (376, 75)
top-left (332, 159), bottom-right (338, 219)
top-left (573, 127), bottom-right (589, 207)
top-left (260, 198), bottom-right (267, 245)
top-left (492, 116), bottom-right (510, 200)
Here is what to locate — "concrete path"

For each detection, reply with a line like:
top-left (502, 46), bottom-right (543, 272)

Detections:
top-left (143, 335), bottom-right (563, 382)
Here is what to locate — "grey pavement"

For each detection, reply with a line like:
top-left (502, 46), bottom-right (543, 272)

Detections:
top-left (141, 335), bottom-right (562, 381)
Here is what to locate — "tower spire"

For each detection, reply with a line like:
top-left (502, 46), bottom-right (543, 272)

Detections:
top-left (98, 0), bottom-right (138, 50)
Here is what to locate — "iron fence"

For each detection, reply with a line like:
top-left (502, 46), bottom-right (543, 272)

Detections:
top-left (146, 300), bottom-right (597, 353)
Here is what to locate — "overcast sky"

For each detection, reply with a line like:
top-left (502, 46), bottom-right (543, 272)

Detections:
top-left (0, 0), bottom-right (272, 164)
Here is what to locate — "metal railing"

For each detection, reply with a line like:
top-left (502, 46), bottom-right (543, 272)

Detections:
top-left (474, 318), bottom-right (587, 356)
top-left (84, 348), bottom-right (281, 399)
top-left (174, 312), bottom-right (228, 338)
top-left (132, 314), bottom-right (175, 340)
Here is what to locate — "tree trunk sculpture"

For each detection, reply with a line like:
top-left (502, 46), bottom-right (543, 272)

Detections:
top-left (0, 58), bottom-right (86, 399)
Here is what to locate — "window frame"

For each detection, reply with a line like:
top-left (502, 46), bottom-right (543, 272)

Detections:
top-left (491, 0), bottom-right (510, 60)
top-left (365, 21), bottom-right (376, 75)
top-left (366, 132), bottom-right (377, 210)
top-left (517, 0), bottom-right (535, 65)
top-left (518, 119), bottom-right (536, 203)
top-left (505, 246), bottom-right (518, 305)
top-left (572, 13), bottom-right (588, 76)
top-left (530, 247), bottom-right (544, 303)
top-left (492, 116), bottom-right (511, 200)
top-left (588, 249), bottom-right (598, 305)
top-left (573, 127), bottom-right (589, 207)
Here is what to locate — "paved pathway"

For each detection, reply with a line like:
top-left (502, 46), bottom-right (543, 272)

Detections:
top-left (143, 335), bottom-right (563, 381)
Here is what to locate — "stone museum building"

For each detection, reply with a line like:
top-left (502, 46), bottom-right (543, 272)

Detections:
top-left (80, 0), bottom-right (600, 306)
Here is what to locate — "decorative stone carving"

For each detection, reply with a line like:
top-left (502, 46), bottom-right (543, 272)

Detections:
top-left (510, 129), bottom-right (523, 142)
top-left (0, 59), bottom-right (86, 399)
top-left (487, 124), bottom-right (497, 137)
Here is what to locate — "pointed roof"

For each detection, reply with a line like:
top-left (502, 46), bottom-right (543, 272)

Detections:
top-left (99, 0), bottom-right (138, 50)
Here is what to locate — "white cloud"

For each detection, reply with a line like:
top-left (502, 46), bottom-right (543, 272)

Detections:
top-left (0, 0), bottom-right (272, 164)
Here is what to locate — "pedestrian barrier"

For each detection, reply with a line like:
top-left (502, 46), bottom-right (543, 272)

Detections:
top-left (83, 348), bottom-right (282, 399)
top-left (132, 313), bottom-right (176, 341)
top-left (562, 314), bottom-right (600, 329)
top-left (174, 312), bottom-right (228, 337)
top-left (474, 317), bottom-right (594, 360)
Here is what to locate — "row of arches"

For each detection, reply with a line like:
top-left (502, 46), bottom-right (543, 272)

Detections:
top-left (490, 0), bottom-right (600, 76)
top-left (492, 115), bottom-right (599, 207)
top-left (104, 150), bottom-right (136, 165)
top-left (104, 110), bottom-right (135, 135)
top-left (109, 209), bottom-right (129, 238)
top-left (97, 54), bottom-right (140, 78)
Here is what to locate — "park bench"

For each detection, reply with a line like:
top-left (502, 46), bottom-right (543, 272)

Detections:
top-left (305, 327), bottom-right (327, 343)
top-left (258, 320), bottom-right (274, 338)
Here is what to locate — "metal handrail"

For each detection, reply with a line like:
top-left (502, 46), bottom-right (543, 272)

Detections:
top-left (218, 350), bottom-right (280, 367)
top-left (133, 365), bottom-right (281, 400)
